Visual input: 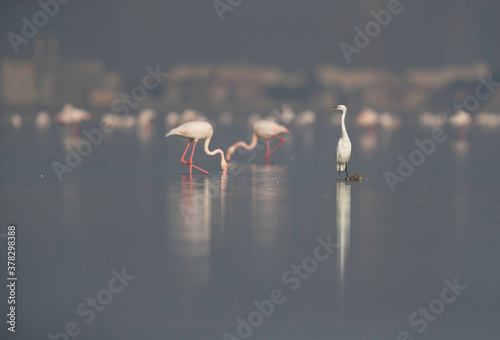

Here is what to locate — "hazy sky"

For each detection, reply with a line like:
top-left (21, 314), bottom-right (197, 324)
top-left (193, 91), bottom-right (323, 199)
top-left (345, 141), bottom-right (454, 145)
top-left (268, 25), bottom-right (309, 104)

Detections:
top-left (1, 0), bottom-right (499, 80)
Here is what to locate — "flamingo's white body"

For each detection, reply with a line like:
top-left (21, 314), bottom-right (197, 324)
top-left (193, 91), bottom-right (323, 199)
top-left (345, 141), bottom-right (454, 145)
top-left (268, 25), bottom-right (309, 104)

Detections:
top-left (55, 104), bottom-right (92, 124)
top-left (328, 105), bottom-right (352, 180)
top-left (378, 112), bottom-right (401, 131)
top-left (476, 112), bottom-right (500, 129)
top-left (356, 107), bottom-right (378, 128)
top-left (419, 112), bottom-right (445, 128)
top-left (138, 109), bottom-right (156, 133)
top-left (295, 110), bottom-right (316, 128)
top-left (166, 121), bottom-right (228, 175)
top-left (226, 120), bottom-right (290, 164)
top-left (36, 111), bottom-right (51, 132)
top-left (165, 112), bottom-right (180, 129)
top-left (10, 114), bottom-right (22, 131)
top-left (449, 110), bottom-right (471, 140)
top-left (180, 109), bottom-right (207, 124)
top-left (55, 104), bottom-right (92, 136)
top-left (101, 114), bottom-right (136, 131)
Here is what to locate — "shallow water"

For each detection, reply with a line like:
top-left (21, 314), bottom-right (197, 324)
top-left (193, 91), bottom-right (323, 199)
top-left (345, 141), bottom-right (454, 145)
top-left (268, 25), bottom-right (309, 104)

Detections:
top-left (1, 122), bottom-right (499, 339)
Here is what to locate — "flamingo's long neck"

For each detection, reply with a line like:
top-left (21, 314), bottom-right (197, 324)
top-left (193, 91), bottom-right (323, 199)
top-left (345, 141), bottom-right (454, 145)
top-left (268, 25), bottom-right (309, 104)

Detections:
top-left (341, 109), bottom-right (349, 140)
top-left (204, 136), bottom-right (225, 162)
top-left (232, 132), bottom-right (258, 151)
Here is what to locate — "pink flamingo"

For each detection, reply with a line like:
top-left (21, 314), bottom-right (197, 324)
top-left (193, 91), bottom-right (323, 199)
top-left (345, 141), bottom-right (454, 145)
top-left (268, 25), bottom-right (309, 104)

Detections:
top-left (449, 110), bottom-right (471, 140)
top-left (166, 121), bottom-right (228, 175)
top-left (226, 120), bottom-right (290, 164)
top-left (55, 104), bottom-right (92, 136)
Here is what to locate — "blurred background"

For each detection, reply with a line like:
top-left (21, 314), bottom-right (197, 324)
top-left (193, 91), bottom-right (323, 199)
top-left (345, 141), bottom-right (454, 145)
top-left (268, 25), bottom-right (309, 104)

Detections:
top-left (1, 0), bottom-right (500, 120)
top-left (1, 1), bottom-right (500, 340)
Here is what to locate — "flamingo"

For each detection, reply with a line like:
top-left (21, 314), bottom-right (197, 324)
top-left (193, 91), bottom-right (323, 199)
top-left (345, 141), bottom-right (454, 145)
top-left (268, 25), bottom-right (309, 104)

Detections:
top-left (180, 109), bottom-right (208, 124)
top-left (295, 110), bottom-right (316, 128)
top-left (166, 121), bottom-right (228, 175)
top-left (36, 111), bottom-right (51, 132)
top-left (165, 111), bottom-right (180, 129)
top-left (55, 104), bottom-right (92, 136)
top-left (138, 108), bottom-right (157, 134)
top-left (475, 112), bottom-right (500, 130)
top-left (218, 111), bottom-right (234, 125)
top-left (328, 105), bottom-right (352, 180)
top-left (449, 110), bottom-right (471, 140)
top-left (10, 114), bottom-right (22, 131)
top-left (356, 107), bottom-right (378, 127)
top-left (378, 112), bottom-right (401, 131)
top-left (419, 112), bottom-right (445, 128)
top-left (226, 120), bottom-right (290, 164)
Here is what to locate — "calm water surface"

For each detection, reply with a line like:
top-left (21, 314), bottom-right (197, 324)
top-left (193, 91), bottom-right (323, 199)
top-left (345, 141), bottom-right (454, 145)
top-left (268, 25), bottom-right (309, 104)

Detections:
top-left (1, 121), bottom-right (499, 339)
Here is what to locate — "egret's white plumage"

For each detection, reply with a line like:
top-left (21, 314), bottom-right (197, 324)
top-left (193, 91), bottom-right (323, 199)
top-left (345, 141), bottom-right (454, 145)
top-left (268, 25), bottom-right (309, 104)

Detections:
top-left (226, 119), bottom-right (290, 163)
top-left (166, 121), bottom-right (227, 175)
top-left (328, 105), bottom-right (352, 180)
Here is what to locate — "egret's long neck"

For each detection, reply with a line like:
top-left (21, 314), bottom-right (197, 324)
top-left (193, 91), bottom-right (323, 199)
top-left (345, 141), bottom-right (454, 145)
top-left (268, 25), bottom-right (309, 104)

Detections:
top-left (232, 132), bottom-right (258, 151)
top-left (341, 108), bottom-right (349, 140)
top-left (204, 136), bottom-right (225, 161)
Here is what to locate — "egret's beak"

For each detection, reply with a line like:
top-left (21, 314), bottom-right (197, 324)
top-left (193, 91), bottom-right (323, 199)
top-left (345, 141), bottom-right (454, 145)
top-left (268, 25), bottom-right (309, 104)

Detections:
top-left (327, 106), bottom-right (340, 110)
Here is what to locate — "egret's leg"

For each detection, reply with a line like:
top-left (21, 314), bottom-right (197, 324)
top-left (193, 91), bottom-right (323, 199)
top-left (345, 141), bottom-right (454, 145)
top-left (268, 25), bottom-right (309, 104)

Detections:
top-left (189, 140), bottom-right (210, 175)
top-left (265, 140), bottom-right (271, 165)
top-left (345, 163), bottom-right (349, 179)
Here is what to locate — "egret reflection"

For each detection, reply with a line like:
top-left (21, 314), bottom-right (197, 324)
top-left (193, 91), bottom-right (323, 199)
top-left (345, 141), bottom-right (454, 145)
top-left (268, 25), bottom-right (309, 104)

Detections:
top-left (336, 181), bottom-right (351, 320)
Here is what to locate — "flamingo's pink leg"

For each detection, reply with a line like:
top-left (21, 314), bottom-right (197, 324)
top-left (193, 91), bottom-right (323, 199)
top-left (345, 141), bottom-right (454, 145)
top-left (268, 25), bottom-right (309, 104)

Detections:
top-left (265, 135), bottom-right (286, 165)
top-left (459, 126), bottom-right (466, 140)
top-left (180, 140), bottom-right (193, 175)
top-left (265, 140), bottom-right (271, 165)
top-left (189, 141), bottom-right (210, 175)
top-left (269, 135), bottom-right (286, 155)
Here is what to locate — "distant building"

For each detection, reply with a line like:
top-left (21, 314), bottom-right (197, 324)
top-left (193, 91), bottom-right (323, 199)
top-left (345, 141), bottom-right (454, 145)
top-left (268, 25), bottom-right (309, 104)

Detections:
top-left (0, 35), bottom-right (123, 111)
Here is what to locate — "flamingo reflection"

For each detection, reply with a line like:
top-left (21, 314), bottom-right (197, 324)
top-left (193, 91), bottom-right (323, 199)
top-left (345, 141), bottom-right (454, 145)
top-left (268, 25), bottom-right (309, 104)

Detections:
top-left (166, 176), bottom-right (226, 327)
top-left (167, 176), bottom-right (227, 284)
top-left (250, 165), bottom-right (289, 283)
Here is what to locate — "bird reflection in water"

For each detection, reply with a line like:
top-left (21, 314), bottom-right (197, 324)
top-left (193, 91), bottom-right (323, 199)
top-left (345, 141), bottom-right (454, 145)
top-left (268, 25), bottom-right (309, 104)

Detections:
top-left (250, 165), bottom-right (287, 246)
top-left (168, 176), bottom-right (227, 268)
top-left (336, 181), bottom-right (351, 321)
top-left (61, 178), bottom-right (83, 239)
top-left (166, 175), bottom-right (226, 327)
top-left (250, 165), bottom-right (289, 282)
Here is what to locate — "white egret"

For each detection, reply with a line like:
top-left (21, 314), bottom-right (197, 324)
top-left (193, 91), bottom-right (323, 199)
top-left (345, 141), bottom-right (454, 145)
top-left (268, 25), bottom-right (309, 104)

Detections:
top-left (328, 105), bottom-right (352, 180)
